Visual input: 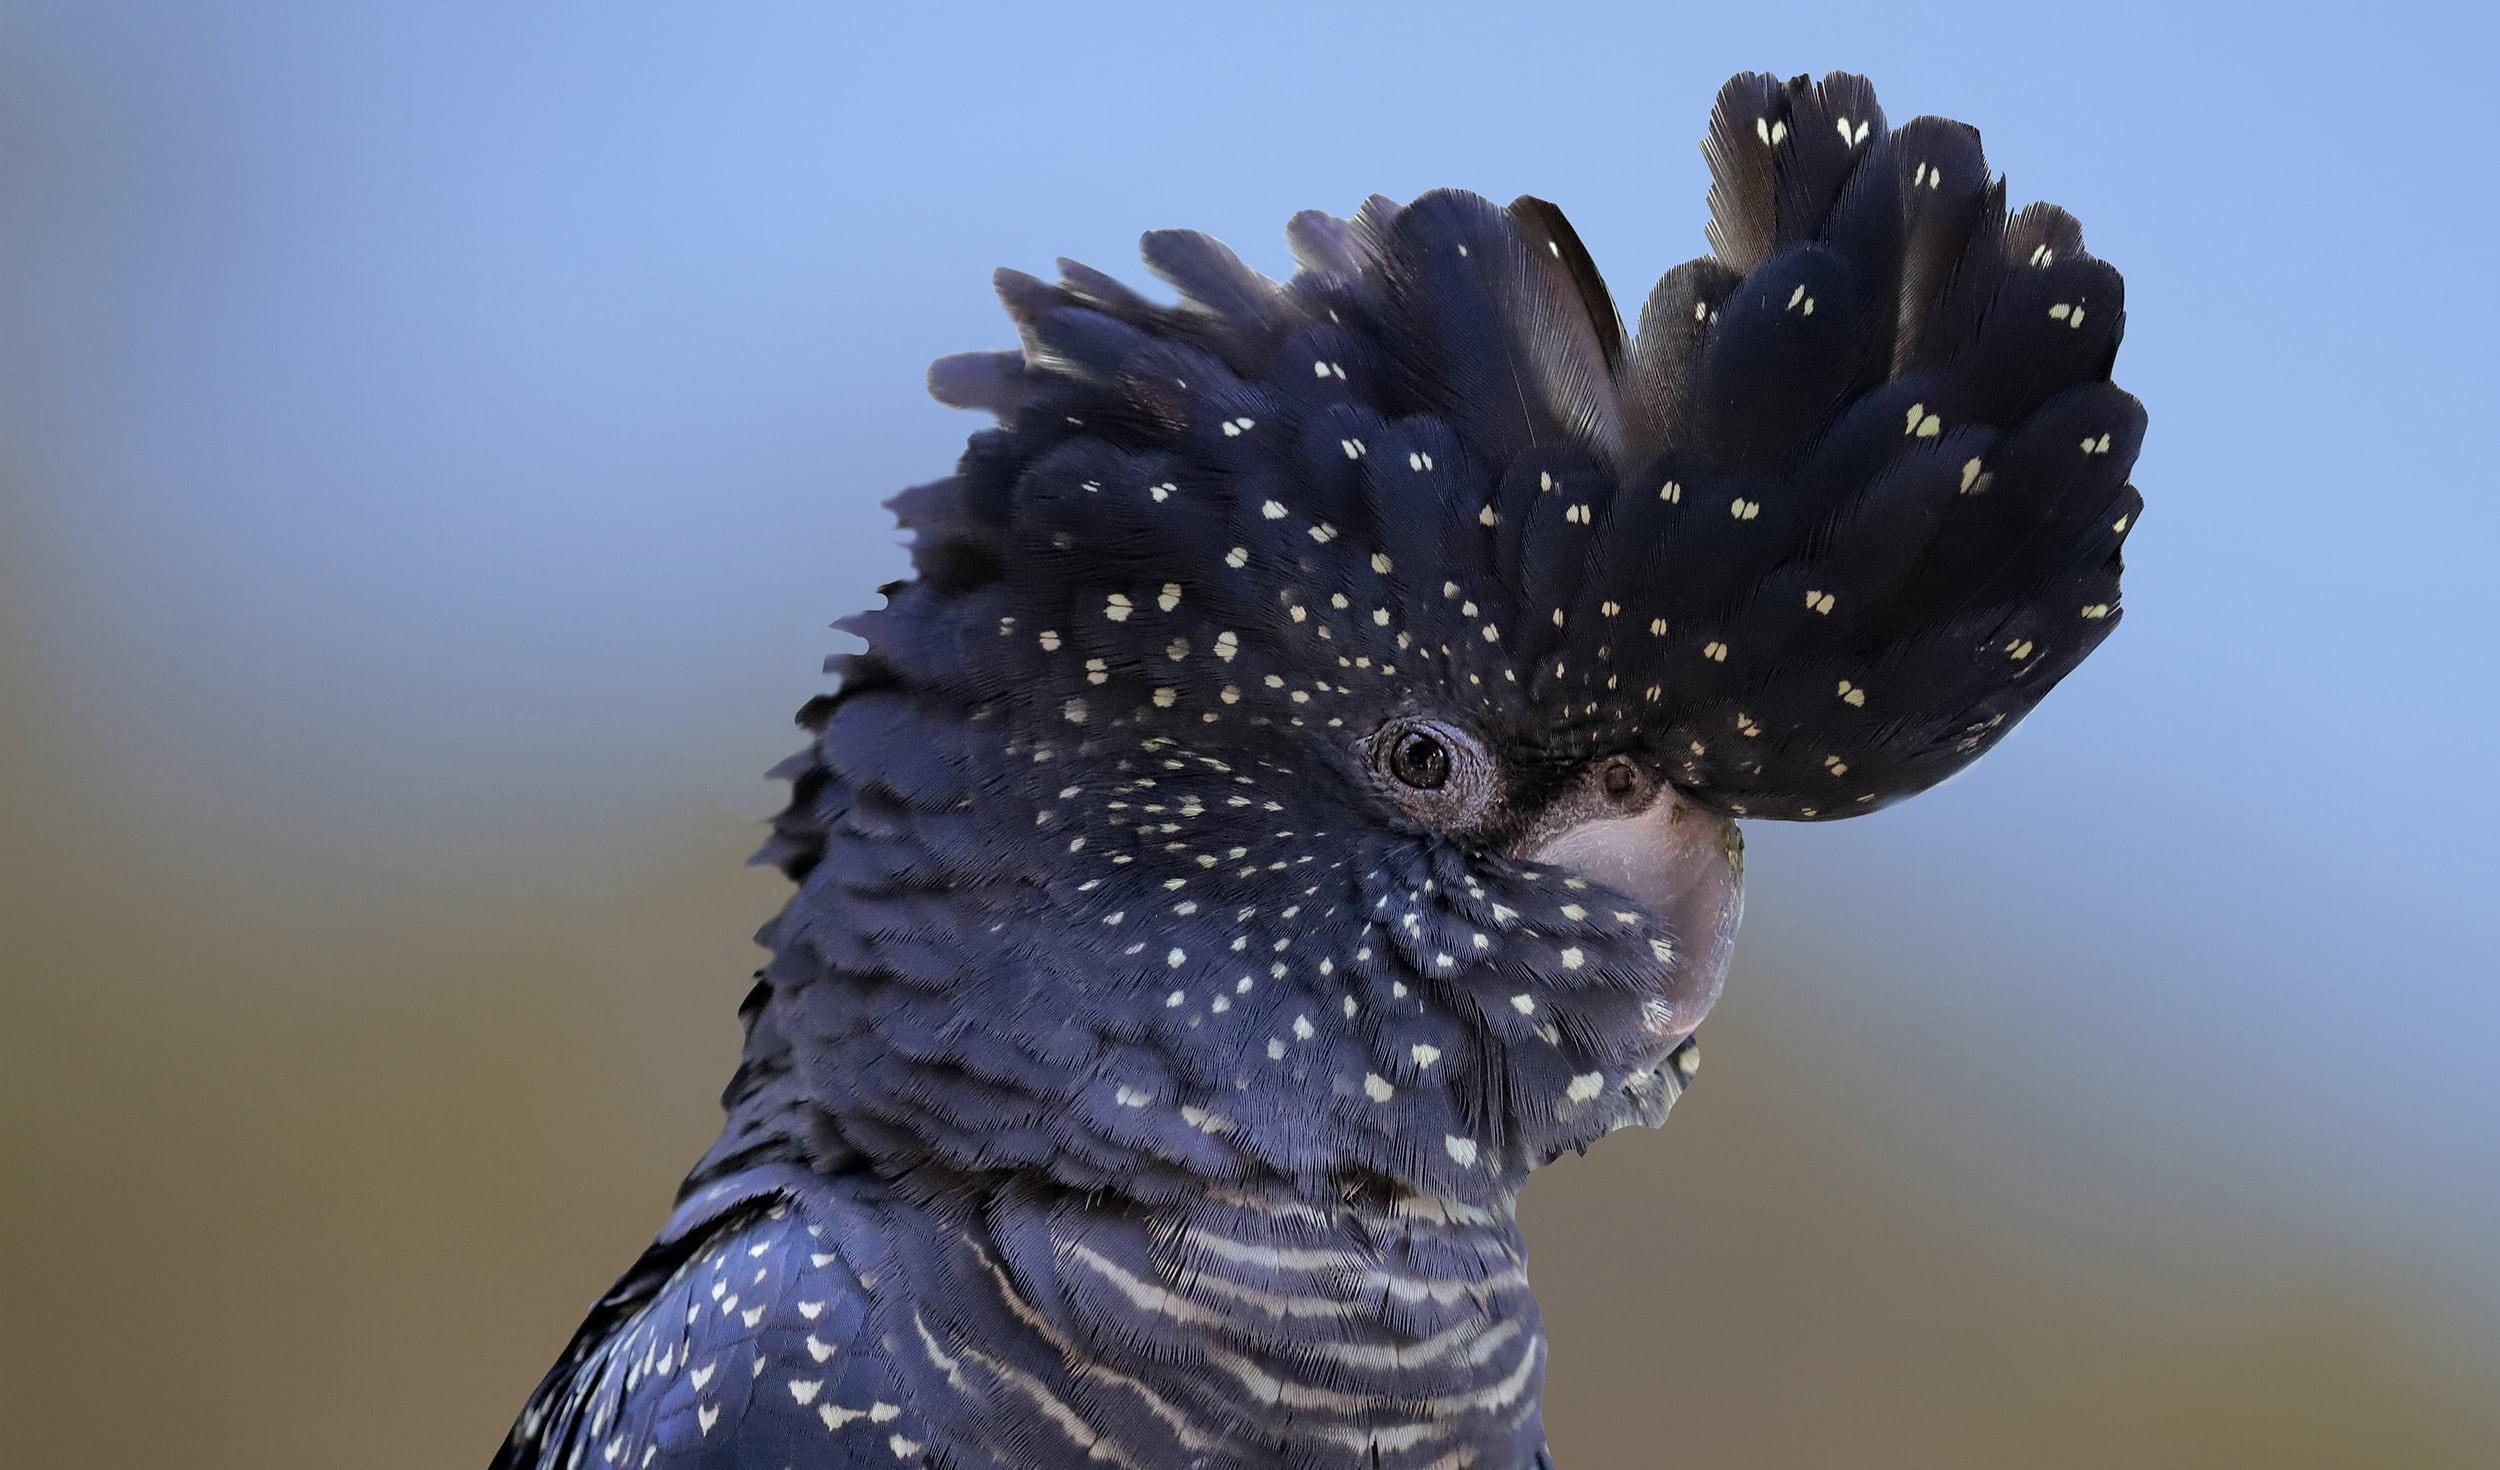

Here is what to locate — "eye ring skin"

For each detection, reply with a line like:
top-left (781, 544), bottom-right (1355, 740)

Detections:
top-left (1358, 717), bottom-right (1500, 831)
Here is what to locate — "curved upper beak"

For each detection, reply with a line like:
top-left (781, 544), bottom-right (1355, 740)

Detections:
top-left (1527, 790), bottom-right (1744, 1041)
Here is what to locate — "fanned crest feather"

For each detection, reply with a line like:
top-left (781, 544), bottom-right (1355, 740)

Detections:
top-left (885, 69), bottom-right (2138, 825)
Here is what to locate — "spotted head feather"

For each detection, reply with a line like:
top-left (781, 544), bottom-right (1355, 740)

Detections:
top-left (741, 70), bottom-right (2140, 1214)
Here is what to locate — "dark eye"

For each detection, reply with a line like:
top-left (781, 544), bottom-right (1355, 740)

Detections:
top-left (1389, 729), bottom-right (1450, 789)
top-left (1364, 717), bottom-right (1497, 830)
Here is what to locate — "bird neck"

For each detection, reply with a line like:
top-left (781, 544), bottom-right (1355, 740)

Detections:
top-left (882, 1175), bottom-right (1554, 1467)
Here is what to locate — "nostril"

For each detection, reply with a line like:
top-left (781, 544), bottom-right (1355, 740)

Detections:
top-left (1598, 756), bottom-right (1646, 806)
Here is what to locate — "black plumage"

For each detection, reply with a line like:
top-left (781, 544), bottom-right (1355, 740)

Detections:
top-left (499, 71), bottom-right (2142, 1469)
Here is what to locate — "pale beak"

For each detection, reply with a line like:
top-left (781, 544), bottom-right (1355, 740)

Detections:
top-left (1530, 790), bottom-right (1744, 1041)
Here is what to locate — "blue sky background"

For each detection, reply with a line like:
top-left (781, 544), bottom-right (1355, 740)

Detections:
top-left (6, 2), bottom-right (2498, 1462)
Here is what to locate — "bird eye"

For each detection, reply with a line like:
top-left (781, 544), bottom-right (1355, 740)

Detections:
top-left (1364, 718), bottom-right (1496, 830)
top-left (1388, 730), bottom-right (1450, 789)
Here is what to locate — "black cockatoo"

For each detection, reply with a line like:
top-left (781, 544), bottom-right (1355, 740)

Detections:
top-left (495, 71), bottom-right (2142, 1469)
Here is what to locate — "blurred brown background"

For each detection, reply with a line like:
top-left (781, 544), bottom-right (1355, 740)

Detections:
top-left (7, 2), bottom-right (2499, 1467)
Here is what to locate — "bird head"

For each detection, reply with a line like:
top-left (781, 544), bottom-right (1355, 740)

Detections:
top-left (750, 72), bottom-right (2141, 1214)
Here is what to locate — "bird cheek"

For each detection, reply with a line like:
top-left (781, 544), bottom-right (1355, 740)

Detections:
top-left (1528, 795), bottom-right (1744, 1041)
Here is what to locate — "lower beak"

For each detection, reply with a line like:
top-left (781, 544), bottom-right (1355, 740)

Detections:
top-left (1529, 793), bottom-right (1744, 1041)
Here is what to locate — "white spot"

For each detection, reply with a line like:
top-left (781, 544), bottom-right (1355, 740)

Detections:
top-left (1105, 593), bottom-right (1133, 621)
top-left (1364, 1074), bottom-right (1395, 1102)
top-left (1729, 497), bottom-right (1760, 520)
top-left (790, 1379), bottom-right (823, 1405)
top-left (1292, 1014), bottom-right (1315, 1040)
top-left (1412, 1043), bottom-right (1441, 1067)
top-left (1510, 993), bottom-right (1537, 1015)
top-left (1567, 1072), bottom-right (1606, 1103)
top-left (1114, 1084), bottom-right (1150, 1108)
top-left (697, 1404), bottom-right (720, 1435)
top-left (1445, 1135), bottom-right (1479, 1167)
top-left (1158, 582), bottom-right (1182, 612)
top-left (1838, 680), bottom-right (1867, 707)
top-left (1805, 589), bottom-right (1836, 614)
top-left (1214, 631), bottom-right (1239, 661)
top-left (1225, 545), bottom-right (1249, 568)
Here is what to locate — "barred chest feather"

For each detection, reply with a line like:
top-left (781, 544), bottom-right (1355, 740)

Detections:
top-left (513, 1170), bottom-right (1561, 1468)
top-left (885, 1181), bottom-right (1552, 1469)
